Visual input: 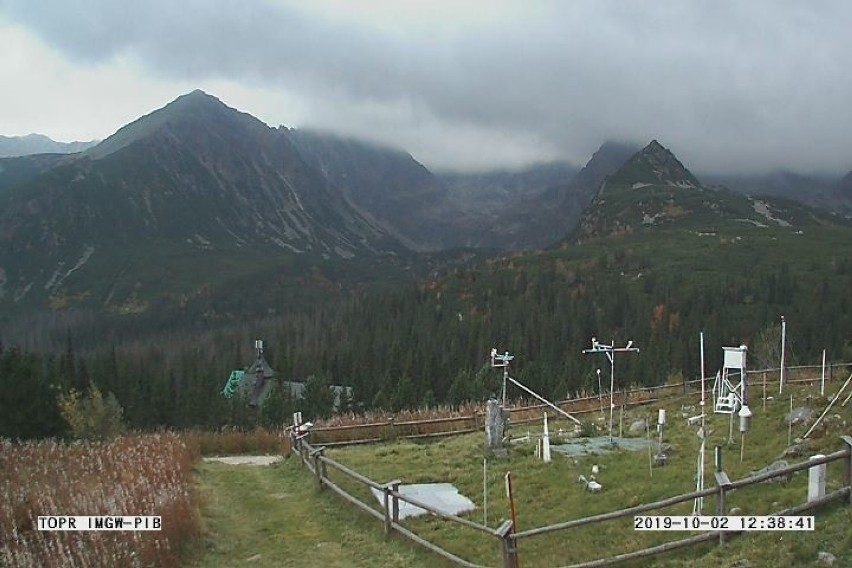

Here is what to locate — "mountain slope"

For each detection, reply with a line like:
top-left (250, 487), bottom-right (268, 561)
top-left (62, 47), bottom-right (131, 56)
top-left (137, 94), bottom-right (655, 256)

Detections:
top-left (0, 153), bottom-right (72, 191)
top-left (575, 140), bottom-right (836, 240)
top-left (0, 91), bottom-right (397, 314)
top-left (288, 129), bottom-right (467, 251)
top-left (438, 143), bottom-right (637, 250)
top-left (705, 170), bottom-right (851, 218)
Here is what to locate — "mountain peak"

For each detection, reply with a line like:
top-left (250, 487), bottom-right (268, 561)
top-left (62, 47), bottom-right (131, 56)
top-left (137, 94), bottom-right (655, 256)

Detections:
top-left (610, 139), bottom-right (702, 190)
top-left (169, 89), bottom-right (223, 109)
top-left (85, 90), bottom-right (266, 160)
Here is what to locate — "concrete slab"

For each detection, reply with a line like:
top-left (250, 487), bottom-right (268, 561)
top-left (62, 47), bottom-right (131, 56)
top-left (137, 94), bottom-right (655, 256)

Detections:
top-left (371, 483), bottom-right (476, 520)
top-left (551, 436), bottom-right (655, 457)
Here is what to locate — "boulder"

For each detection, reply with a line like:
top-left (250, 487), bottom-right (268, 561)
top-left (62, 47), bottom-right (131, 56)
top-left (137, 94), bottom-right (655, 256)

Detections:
top-left (785, 407), bottom-right (815, 425)
top-left (629, 419), bottom-right (648, 434)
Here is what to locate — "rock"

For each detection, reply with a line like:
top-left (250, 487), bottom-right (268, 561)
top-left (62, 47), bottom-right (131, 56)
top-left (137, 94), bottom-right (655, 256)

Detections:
top-left (786, 407), bottom-right (815, 425)
top-left (781, 442), bottom-right (809, 458)
top-left (629, 419), bottom-right (648, 434)
top-left (729, 559), bottom-right (752, 568)
top-left (817, 551), bottom-right (837, 565)
top-left (751, 460), bottom-right (790, 483)
top-left (729, 507), bottom-right (743, 515)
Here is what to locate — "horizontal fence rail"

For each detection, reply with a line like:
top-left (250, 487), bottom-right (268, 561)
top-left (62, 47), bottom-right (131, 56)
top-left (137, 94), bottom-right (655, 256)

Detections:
top-left (306, 362), bottom-right (852, 447)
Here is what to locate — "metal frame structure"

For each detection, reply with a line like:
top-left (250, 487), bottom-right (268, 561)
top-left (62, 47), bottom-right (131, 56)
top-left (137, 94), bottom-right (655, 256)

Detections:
top-left (582, 337), bottom-right (639, 443)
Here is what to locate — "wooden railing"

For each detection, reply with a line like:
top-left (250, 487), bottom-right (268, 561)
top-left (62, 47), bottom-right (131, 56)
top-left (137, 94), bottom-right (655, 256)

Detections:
top-left (306, 362), bottom-right (851, 447)
top-left (307, 382), bottom-right (689, 446)
top-left (293, 434), bottom-right (852, 568)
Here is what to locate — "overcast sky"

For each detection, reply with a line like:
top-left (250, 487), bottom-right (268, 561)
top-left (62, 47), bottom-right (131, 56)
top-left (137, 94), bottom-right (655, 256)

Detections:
top-left (1, 1), bottom-right (850, 174)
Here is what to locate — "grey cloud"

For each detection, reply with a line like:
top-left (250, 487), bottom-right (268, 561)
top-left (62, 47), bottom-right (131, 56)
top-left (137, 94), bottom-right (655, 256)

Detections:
top-left (5, 0), bottom-right (852, 174)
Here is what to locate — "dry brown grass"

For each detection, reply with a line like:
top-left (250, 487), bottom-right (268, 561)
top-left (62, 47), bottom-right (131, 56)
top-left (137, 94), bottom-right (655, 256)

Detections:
top-left (318, 401), bottom-right (483, 428)
top-left (0, 432), bottom-right (199, 568)
top-left (182, 427), bottom-right (289, 456)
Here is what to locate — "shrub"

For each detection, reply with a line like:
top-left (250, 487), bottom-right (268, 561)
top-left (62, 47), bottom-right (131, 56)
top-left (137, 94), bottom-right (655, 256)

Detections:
top-left (57, 384), bottom-right (126, 441)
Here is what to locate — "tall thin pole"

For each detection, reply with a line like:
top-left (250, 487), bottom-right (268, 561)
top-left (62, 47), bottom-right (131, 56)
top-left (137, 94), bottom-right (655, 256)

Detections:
top-left (695, 331), bottom-right (706, 514)
top-left (483, 458), bottom-right (488, 526)
top-left (779, 315), bottom-right (787, 394)
top-left (700, 332), bottom-right (706, 413)
top-left (597, 369), bottom-right (603, 414)
top-left (821, 349), bottom-right (827, 397)
top-left (609, 340), bottom-right (615, 444)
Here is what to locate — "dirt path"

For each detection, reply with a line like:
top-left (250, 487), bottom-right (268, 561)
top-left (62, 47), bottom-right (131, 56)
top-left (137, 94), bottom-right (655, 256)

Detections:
top-left (190, 456), bottom-right (450, 568)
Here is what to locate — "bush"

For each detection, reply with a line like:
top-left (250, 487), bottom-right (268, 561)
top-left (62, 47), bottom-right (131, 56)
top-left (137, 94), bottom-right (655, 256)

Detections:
top-left (58, 384), bottom-right (126, 441)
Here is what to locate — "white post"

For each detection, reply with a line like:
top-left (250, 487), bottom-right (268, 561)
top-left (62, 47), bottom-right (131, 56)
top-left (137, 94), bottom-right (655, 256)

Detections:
top-left (808, 454), bottom-right (827, 502)
top-left (597, 369), bottom-right (603, 414)
top-left (542, 414), bottom-right (551, 463)
top-left (821, 350), bottom-right (827, 397)
top-left (779, 316), bottom-right (787, 394)
top-left (610, 340), bottom-right (615, 444)
top-left (695, 331), bottom-right (706, 514)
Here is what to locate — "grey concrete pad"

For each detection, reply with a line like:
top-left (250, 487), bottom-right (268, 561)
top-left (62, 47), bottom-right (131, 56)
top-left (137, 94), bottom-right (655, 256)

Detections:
top-left (551, 436), bottom-right (655, 456)
top-left (371, 483), bottom-right (476, 520)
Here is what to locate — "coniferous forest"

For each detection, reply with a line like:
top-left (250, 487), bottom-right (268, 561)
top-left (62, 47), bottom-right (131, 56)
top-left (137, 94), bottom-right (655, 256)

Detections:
top-left (3, 226), bottom-right (850, 440)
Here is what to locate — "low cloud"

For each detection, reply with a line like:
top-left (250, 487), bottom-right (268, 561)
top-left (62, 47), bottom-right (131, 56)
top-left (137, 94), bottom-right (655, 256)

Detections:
top-left (3, 0), bottom-right (851, 174)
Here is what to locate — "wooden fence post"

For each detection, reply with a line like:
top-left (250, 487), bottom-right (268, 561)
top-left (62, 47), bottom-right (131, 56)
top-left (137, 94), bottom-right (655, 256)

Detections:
top-left (714, 471), bottom-right (732, 545)
top-left (388, 417), bottom-right (397, 441)
top-left (383, 479), bottom-right (402, 537)
top-left (287, 430), bottom-right (297, 457)
top-left (472, 410), bottom-right (479, 431)
top-left (497, 520), bottom-right (518, 568)
top-left (383, 485), bottom-right (391, 536)
top-left (311, 447), bottom-right (326, 489)
top-left (391, 480), bottom-right (401, 524)
top-left (841, 436), bottom-right (852, 505)
top-left (299, 440), bottom-right (308, 465)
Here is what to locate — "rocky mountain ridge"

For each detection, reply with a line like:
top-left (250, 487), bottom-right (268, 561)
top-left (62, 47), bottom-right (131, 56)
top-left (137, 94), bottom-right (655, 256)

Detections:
top-left (0, 133), bottom-right (97, 158)
top-left (1, 90), bottom-right (848, 318)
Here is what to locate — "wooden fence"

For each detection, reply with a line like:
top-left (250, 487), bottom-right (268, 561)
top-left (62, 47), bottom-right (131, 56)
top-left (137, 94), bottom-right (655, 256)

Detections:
top-left (306, 362), bottom-right (851, 447)
top-left (307, 382), bottom-right (689, 446)
top-left (293, 434), bottom-right (852, 567)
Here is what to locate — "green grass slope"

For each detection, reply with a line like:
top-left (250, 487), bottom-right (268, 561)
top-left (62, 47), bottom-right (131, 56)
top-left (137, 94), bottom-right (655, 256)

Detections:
top-left (194, 380), bottom-right (852, 567)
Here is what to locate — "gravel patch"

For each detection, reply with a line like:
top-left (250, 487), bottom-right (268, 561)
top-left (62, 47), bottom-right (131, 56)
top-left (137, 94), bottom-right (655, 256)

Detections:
top-left (203, 455), bottom-right (284, 466)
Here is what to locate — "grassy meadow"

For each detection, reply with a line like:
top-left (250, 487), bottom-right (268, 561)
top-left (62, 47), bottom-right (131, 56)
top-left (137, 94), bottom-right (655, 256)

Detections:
top-left (313, 379), bottom-right (852, 567)
top-left (2, 377), bottom-right (851, 567)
